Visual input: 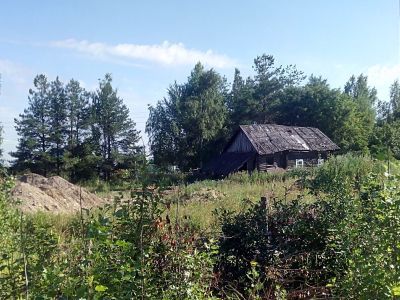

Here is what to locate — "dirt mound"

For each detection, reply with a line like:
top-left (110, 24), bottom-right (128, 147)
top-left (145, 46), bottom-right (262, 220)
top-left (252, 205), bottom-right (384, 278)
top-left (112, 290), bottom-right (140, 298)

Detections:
top-left (12, 173), bottom-right (106, 213)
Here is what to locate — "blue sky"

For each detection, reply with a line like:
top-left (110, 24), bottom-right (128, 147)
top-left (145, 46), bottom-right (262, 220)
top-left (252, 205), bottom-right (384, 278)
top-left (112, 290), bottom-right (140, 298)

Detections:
top-left (1, 0), bottom-right (399, 161)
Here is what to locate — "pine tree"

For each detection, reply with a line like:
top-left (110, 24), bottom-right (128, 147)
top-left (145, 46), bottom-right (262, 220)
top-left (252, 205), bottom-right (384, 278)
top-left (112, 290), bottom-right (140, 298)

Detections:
top-left (12, 75), bottom-right (52, 175)
top-left (227, 69), bottom-right (256, 129)
top-left (65, 79), bottom-right (90, 149)
top-left (49, 77), bottom-right (68, 175)
top-left (64, 79), bottom-right (93, 181)
top-left (252, 54), bottom-right (305, 123)
top-left (92, 74), bottom-right (140, 181)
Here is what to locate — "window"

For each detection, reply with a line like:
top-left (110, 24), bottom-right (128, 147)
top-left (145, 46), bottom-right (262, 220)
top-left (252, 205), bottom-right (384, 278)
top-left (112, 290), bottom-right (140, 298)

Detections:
top-left (295, 159), bottom-right (304, 168)
top-left (318, 158), bottom-right (324, 166)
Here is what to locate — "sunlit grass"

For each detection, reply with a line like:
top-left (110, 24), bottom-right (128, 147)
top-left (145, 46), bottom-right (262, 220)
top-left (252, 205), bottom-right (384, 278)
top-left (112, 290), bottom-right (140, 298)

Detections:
top-left (166, 175), bottom-right (313, 231)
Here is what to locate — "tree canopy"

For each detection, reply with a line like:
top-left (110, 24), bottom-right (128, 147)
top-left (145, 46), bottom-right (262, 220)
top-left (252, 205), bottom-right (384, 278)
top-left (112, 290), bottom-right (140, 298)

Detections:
top-left (12, 74), bottom-right (141, 181)
top-left (147, 55), bottom-right (384, 170)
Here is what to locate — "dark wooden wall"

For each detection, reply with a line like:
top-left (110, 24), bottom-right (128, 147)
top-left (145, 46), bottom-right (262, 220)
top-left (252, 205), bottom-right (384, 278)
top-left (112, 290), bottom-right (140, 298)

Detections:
top-left (254, 151), bottom-right (328, 171)
top-left (226, 131), bottom-right (255, 153)
top-left (286, 151), bottom-right (328, 169)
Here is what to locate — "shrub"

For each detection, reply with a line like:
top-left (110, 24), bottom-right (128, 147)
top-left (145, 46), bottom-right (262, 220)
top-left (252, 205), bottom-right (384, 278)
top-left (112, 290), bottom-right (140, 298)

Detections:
top-left (215, 196), bottom-right (338, 298)
top-left (330, 174), bottom-right (400, 298)
top-left (310, 154), bottom-right (383, 194)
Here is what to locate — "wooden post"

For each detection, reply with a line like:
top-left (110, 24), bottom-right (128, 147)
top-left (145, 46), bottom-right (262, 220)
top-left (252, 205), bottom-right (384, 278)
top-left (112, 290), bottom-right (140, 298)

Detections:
top-left (260, 196), bottom-right (270, 244)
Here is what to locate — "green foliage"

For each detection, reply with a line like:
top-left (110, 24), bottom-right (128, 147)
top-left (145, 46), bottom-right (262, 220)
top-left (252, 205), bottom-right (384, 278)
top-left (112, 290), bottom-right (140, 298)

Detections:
top-left (227, 55), bottom-right (304, 127)
top-left (0, 173), bottom-right (217, 299)
top-left (92, 74), bottom-right (141, 181)
top-left (310, 154), bottom-right (381, 194)
top-left (2, 154), bottom-right (400, 298)
top-left (216, 195), bottom-right (337, 298)
top-left (226, 168), bottom-right (313, 185)
top-left (13, 74), bottom-right (52, 175)
top-left (331, 174), bottom-right (400, 298)
top-left (12, 74), bottom-right (141, 182)
top-left (0, 122), bottom-right (3, 163)
top-left (147, 55), bottom-right (383, 171)
top-left (146, 63), bottom-right (228, 170)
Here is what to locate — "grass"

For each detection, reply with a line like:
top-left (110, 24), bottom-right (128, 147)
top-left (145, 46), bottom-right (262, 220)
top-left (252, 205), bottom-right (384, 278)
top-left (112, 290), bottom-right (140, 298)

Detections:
top-left (26, 154), bottom-right (390, 235)
top-left (165, 174), bottom-right (313, 231)
top-left (25, 211), bottom-right (82, 242)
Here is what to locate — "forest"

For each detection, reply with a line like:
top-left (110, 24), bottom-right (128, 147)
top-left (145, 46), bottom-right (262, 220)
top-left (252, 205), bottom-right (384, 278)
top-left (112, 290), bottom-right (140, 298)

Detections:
top-left (0, 54), bottom-right (400, 299)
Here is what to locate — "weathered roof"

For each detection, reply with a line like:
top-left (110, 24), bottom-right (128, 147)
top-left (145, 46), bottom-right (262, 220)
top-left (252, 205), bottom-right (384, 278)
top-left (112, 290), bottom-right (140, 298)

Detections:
top-left (202, 152), bottom-right (255, 177)
top-left (238, 124), bottom-right (339, 155)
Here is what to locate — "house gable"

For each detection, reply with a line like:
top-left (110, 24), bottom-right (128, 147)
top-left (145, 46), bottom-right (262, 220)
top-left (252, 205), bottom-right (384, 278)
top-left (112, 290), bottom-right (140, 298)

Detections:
top-left (225, 131), bottom-right (256, 153)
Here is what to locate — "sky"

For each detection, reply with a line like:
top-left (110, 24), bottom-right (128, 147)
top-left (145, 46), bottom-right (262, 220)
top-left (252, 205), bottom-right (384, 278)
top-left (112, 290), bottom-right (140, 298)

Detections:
top-left (0, 0), bottom-right (399, 162)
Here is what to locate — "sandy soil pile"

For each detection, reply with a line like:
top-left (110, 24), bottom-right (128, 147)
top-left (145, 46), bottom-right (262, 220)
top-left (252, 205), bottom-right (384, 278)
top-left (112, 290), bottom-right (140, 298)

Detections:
top-left (11, 173), bottom-right (106, 213)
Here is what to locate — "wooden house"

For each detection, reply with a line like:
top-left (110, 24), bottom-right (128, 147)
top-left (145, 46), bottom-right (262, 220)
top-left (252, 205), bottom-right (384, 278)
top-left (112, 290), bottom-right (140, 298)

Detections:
top-left (203, 124), bottom-right (339, 177)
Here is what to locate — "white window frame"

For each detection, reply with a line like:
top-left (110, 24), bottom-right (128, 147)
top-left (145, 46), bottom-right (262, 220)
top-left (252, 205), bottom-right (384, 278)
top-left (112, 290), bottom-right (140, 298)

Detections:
top-left (317, 158), bottom-right (324, 166)
top-left (295, 159), bottom-right (304, 168)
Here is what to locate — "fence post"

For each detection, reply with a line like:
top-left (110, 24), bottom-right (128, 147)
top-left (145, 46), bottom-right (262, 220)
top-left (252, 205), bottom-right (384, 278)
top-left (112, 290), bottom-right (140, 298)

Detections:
top-left (260, 196), bottom-right (270, 244)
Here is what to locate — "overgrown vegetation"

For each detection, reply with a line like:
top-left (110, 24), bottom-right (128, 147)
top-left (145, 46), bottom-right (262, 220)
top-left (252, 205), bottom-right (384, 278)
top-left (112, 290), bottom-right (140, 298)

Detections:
top-left (1, 155), bottom-right (400, 298)
top-left (3, 54), bottom-right (400, 298)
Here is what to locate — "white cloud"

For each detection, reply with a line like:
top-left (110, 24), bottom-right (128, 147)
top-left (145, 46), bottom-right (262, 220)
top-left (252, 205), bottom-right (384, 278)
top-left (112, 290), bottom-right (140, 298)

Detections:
top-left (0, 60), bottom-right (34, 162)
top-left (367, 64), bottom-right (400, 100)
top-left (51, 39), bottom-right (236, 68)
top-left (0, 59), bottom-right (32, 88)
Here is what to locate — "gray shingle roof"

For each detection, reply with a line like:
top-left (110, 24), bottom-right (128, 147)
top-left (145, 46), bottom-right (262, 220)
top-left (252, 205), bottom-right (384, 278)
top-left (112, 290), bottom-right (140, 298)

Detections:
top-left (239, 124), bottom-right (339, 154)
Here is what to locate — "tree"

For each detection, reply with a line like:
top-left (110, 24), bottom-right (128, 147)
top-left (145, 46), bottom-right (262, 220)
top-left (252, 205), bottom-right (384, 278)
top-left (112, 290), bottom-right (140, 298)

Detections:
top-left (91, 74), bottom-right (140, 181)
top-left (252, 54), bottom-right (304, 123)
top-left (344, 74), bottom-right (377, 152)
top-left (227, 69), bottom-right (256, 128)
top-left (65, 79), bottom-right (91, 150)
top-left (63, 79), bottom-right (93, 181)
top-left (12, 75), bottom-right (52, 175)
top-left (227, 55), bottom-right (305, 128)
top-left (274, 76), bottom-right (340, 133)
top-left (370, 80), bottom-right (400, 160)
top-left (49, 77), bottom-right (68, 175)
top-left (390, 80), bottom-right (400, 120)
top-left (0, 123), bottom-right (3, 164)
top-left (147, 63), bottom-right (228, 170)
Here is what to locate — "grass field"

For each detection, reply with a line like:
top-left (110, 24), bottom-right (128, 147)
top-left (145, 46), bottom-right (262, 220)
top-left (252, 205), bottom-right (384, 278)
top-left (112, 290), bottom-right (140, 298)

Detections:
top-left (166, 175), bottom-right (312, 231)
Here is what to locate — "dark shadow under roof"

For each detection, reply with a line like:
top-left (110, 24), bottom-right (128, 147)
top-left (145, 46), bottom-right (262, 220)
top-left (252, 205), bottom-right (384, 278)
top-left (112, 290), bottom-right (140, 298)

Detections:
top-left (202, 152), bottom-right (255, 177)
top-left (239, 124), bottom-right (339, 155)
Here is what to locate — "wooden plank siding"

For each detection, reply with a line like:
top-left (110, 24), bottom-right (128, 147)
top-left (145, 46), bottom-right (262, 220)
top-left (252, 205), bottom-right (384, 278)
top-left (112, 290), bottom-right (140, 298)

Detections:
top-left (257, 155), bottom-right (274, 171)
top-left (203, 124), bottom-right (338, 177)
top-left (226, 131), bottom-right (255, 153)
top-left (286, 151), bottom-right (328, 169)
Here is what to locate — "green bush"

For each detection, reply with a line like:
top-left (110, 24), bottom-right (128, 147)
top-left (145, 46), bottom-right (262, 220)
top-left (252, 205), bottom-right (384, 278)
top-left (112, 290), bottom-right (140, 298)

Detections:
top-left (310, 154), bottom-right (383, 194)
top-left (215, 195), bottom-right (338, 298)
top-left (330, 174), bottom-right (400, 298)
top-left (0, 174), bottom-right (217, 299)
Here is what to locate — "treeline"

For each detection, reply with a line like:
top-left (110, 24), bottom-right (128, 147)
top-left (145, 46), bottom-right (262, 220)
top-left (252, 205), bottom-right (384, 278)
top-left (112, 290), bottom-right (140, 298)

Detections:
top-left (146, 54), bottom-right (400, 171)
top-left (8, 54), bottom-right (400, 177)
top-left (11, 74), bottom-right (141, 181)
